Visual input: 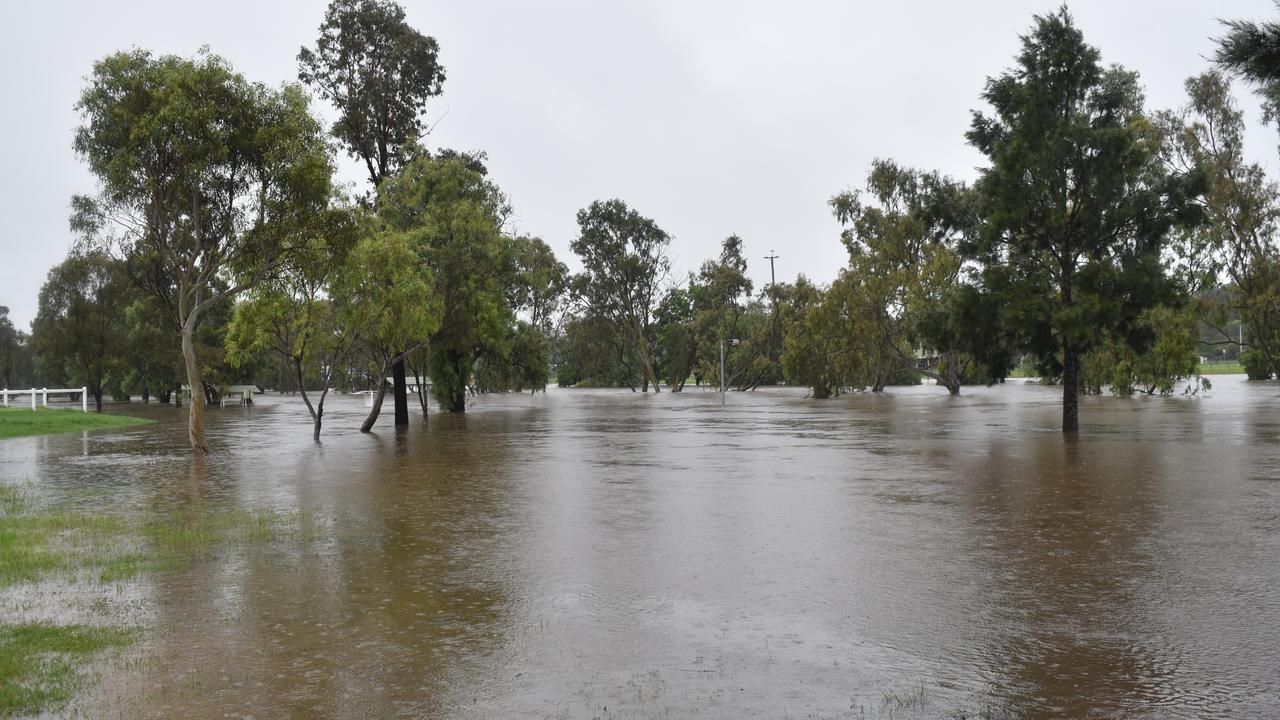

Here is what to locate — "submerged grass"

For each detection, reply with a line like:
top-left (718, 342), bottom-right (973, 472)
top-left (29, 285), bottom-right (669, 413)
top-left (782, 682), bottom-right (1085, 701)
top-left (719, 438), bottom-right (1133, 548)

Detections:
top-left (0, 406), bottom-right (153, 441)
top-left (0, 484), bottom-right (320, 715)
top-left (0, 622), bottom-right (133, 717)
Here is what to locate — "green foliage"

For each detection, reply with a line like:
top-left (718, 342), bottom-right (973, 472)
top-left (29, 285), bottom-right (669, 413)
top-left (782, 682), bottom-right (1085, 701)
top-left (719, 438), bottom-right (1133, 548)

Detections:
top-left (570, 200), bottom-right (672, 392)
top-left (298, 0), bottom-right (445, 188)
top-left (1082, 306), bottom-right (1208, 395)
top-left (964, 8), bottom-right (1204, 430)
top-left (779, 277), bottom-right (865, 398)
top-left (0, 307), bottom-right (34, 389)
top-left (557, 315), bottom-right (642, 389)
top-left (1240, 348), bottom-right (1275, 379)
top-left (1215, 9), bottom-right (1280, 89)
top-left (31, 252), bottom-right (132, 410)
top-left (1163, 71), bottom-right (1280, 378)
top-left (474, 322), bottom-right (550, 393)
top-left (378, 153), bottom-right (513, 411)
top-left (73, 47), bottom-right (337, 450)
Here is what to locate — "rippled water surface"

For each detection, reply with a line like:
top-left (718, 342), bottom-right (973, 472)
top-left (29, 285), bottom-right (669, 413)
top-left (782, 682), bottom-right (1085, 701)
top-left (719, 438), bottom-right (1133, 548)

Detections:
top-left (3, 378), bottom-right (1279, 718)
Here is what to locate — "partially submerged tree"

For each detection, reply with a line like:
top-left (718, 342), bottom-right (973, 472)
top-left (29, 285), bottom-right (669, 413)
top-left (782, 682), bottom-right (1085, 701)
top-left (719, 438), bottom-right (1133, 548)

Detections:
top-left (965, 9), bottom-right (1204, 432)
top-left (1162, 71), bottom-right (1280, 378)
top-left (376, 153), bottom-right (511, 413)
top-left (299, 0), bottom-right (447, 427)
top-left (570, 200), bottom-right (671, 392)
top-left (74, 49), bottom-right (335, 451)
top-left (226, 206), bottom-right (361, 440)
top-left (830, 160), bottom-right (977, 394)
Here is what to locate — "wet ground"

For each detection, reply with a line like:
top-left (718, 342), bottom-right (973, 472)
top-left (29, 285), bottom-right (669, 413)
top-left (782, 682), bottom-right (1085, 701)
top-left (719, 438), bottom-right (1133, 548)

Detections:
top-left (2, 378), bottom-right (1279, 718)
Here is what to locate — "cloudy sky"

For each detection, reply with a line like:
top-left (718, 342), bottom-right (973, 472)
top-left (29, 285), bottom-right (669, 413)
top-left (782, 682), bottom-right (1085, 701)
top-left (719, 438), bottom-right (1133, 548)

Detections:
top-left (1, 0), bottom-right (1276, 330)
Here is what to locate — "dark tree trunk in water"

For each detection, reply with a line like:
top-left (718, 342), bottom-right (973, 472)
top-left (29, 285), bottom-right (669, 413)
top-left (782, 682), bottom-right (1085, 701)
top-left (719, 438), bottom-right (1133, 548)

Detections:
top-left (1062, 341), bottom-right (1080, 433)
top-left (392, 357), bottom-right (409, 426)
top-left (450, 350), bottom-right (467, 413)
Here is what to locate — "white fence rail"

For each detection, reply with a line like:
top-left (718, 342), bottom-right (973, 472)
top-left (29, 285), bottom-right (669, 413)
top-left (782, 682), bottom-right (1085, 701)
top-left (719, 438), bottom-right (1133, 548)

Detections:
top-left (0, 387), bottom-right (90, 413)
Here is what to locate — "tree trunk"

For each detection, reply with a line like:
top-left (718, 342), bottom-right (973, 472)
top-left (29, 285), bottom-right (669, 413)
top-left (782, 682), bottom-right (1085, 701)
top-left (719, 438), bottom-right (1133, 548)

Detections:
top-left (93, 386), bottom-right (103, 412)
top-left (1062, 341), bottom-right (1080, 433)
top-left (451, 351), bottom-right (467, 413)
top-left (392, 357), bottom-right (409, 426)
top-left (361, 377), bottom-right (389, 433)
top-left (313, 388), bottom-right (329, 443)
top-left (181, 322), bottom-right (208, 453)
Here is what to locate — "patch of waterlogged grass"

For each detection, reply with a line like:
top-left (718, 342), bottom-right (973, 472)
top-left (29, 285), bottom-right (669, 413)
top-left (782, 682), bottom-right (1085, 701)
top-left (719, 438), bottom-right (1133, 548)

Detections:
top-left (0, 622), bottom-right (134, 717)
top-left (0, 484), bottom-right (321, 715)
top-left (0, 406), bottom-right (153, 441)
top-left (0, 485), bottom-right (321, 586)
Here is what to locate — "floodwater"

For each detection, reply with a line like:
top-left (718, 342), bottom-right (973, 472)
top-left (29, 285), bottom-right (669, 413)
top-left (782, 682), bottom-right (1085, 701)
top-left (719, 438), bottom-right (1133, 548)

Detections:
top-left (2, 378), bottom-right (1279, 719)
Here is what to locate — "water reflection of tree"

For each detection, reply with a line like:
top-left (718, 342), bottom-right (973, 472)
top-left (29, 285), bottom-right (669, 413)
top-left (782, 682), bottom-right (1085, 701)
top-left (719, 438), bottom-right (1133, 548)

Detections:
top-left (953, 436), bottom-right (1170, 717)
top-left (116, 410), bottom-right (519, 717)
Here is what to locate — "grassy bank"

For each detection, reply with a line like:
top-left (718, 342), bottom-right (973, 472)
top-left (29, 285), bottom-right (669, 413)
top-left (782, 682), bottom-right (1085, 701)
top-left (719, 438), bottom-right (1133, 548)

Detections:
top-left (0, 406), bottom-right (153, 440)
top-left (0, 485), bottom-right (318, 716)
top-left (1197, 362), bottom-right (1245, 375)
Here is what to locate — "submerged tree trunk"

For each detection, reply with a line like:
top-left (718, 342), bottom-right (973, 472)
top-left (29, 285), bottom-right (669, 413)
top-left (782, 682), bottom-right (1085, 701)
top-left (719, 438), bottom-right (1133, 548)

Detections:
top-left (392, 357), bottom-right (409, 426)
top-left (1062, 341), bottom-right (1080, 433)
top-left (361, 376), bottom-right (390, 433)
top-left (312, 389), bottom-right (329, 442)
top-left (180, 321), bottom-right (208, 453)
top-left (451, 350), bottom-right (467, 413)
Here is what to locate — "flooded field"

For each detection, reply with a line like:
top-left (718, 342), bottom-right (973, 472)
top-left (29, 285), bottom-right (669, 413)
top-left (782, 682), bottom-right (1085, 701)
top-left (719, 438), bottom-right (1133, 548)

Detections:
top-left (2, 378), bottom-right (1279, 718)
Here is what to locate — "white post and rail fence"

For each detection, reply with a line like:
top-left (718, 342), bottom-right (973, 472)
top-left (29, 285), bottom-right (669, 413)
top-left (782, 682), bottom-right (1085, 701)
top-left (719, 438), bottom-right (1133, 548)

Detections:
top-left (0, 387), bottom-right (90, 413)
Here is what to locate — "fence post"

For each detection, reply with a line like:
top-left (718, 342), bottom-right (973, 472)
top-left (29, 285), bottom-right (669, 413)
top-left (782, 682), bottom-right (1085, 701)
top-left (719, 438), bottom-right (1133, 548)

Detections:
top-left (42, 388), bottom-right (48, 408)
top-left (31, 388), bottom-right (36, 411)
top-left (82, 387), bottom-right (88, 413)
top-left (2, 389), bottom-right (7, 407)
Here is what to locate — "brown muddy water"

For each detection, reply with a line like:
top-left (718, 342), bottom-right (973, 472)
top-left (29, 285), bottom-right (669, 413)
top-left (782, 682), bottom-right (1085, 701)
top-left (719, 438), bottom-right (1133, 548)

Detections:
top-left (2, 378), bottom-right (1279, 719)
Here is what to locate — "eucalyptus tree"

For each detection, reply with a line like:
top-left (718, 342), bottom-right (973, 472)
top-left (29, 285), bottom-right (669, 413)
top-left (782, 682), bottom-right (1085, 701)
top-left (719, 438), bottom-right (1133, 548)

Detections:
top-left (965, 9), bottom-right (1204, 432)
top-left (1161, 71), bottom-right (1280, 378)
top-left (779, 277), bottom-right (864, 399)
top-left (226, 206), bottom-right (362, 440)
top-left (299, 0), bottom-right (446, 427)
top-left (830, 160), bottom-right (977, 394)
top-left (73, 49), bottom-right (336, 451)
top-left (340, 230), bottom-right (442, 432)
top-left (31, 251), bottom-right (130, 411)
top-left (377, 153), bottom-right (513, 413)
top-left (570, 200), bottom-right (671, 392)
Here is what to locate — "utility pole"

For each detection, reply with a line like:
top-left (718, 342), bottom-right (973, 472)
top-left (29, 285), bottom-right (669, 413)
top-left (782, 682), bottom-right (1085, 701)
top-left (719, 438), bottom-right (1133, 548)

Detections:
top-left (764, 251), bottom-right (779, 288)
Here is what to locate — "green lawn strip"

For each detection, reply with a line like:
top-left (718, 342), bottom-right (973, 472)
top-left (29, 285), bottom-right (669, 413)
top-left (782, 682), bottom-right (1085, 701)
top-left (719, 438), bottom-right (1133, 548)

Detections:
top-left (0, 622), bottom-right (134, 717)
top-left (1196, 363), bottom-right (1245, 375)
top-left (0, 407), bottom-right (153, 441)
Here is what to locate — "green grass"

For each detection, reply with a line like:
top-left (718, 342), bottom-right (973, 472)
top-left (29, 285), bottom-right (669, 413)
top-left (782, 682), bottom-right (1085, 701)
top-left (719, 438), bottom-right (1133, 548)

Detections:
top-left (0, 406), bottom-right (153, 440)
top-left (0, 485), bottom-right (320, 715)
top-left (0, 486), bottom-right (318, 586)
top-left (0, 622), bottom-right (133, 717)
top-left (1197, 362), bottom-right (1245, 375)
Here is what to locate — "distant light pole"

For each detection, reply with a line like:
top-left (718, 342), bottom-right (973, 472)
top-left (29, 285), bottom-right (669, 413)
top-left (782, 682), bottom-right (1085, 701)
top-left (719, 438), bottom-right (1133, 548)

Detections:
top-left (720, 338), bottom-right (739, 406)
top-left (764, 251), bottom-right (779, 288)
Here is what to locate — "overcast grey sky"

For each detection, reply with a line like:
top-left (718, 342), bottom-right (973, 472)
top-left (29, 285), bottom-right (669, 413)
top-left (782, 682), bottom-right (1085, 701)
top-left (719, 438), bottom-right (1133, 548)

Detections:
top-left (1, 0), bottom-right (1276, 331)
